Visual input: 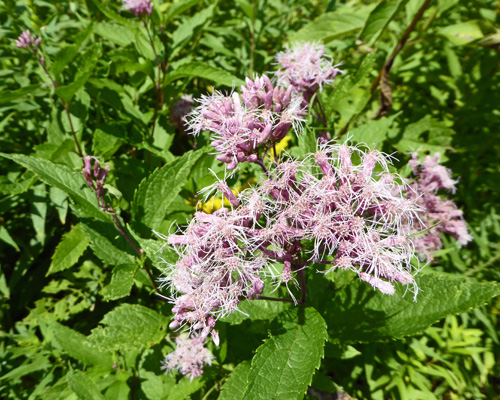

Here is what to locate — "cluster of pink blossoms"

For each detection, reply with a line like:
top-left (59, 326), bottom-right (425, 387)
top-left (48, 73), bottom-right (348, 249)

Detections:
top-left (15, 30), bottom-right (41, 51)
top-left (404, 153), bottom-right (472, 260)
top-left (122, 0), bottom-right (153, 17)
top-left (275, 42), bottom-right (343, 104)
top-left (161, 142), bottom-right (421, 378)
top-left (186, 75), bottom-right (304, 170)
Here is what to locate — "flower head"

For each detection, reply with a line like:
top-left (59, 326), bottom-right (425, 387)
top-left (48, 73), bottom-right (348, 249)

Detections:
top-left (123, 0), bottom-right (153, 17)
top-left (275, 42), bottom-right (343, 103)
top-left (15, 30), bottom-right (41, 50)
top-left (161, 336), bottom-right (213, 381)
top-left (404, 153), bottom-right (472, 259)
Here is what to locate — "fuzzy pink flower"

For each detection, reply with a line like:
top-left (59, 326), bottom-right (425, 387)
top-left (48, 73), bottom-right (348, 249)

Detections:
top-left (275, 42), bottom-right (343, 103)
top-left (161, 336), bottom-right (213, 381)
top-left (405, 153), bottom-right (472, 259)
top-left (15, 30), bottom-right (41, 50)
top-left (123, 0), bottom-right (153, 17)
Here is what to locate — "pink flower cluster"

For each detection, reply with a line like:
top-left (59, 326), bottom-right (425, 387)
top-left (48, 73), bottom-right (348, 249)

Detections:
top-left (15, 30), bottom-right (41, 50)
top-left (186, 75), bottom-right (304, 170)
top-left (123, 0), bottom-right (153, 17)
top-left (82, 156), bottom-right (111, 212)
top-left (275, 42), bottom-right (342, 104)
top-left (162, 143), bottom-right (420, 378)
top-left (161, 336), bottom-right (213, 381)
top-left (405, 153), bottom-right (472, 259)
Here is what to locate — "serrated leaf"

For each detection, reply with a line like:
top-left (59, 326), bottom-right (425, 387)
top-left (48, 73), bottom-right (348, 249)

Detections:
top-left (48, 321), bottom-right (113, 366)
top-left (393, 115), bottom-right (455, 156)
top-left (298, 129), bottom-right (317, 157)
top-left (170, 4), bottom-right (215, 49)
top-left (0, 171), bottom-right (37, 195)
top-left (0, 153), bottom-right (107, 221)
top-left (102, 264), bottom-right (137, 301)
top-left (67, 370), bottom-right (105, 400)
top-left (51, 23), bottom-right (94, 79)
top-left (89, 0), bottom-right (137, 29)
top-left (163, 62), bottom-right (244, 87)
top-left (0, 84), bottom-right (43, 105)
top-left (319, 271), bottom-right (500, 342)
top-left (242, 307), bottom-right (328, 400)
top-left (86, 304), bottom-right (168, 352)
top-left (81, 221), bottom-right (136, 266)
top-left (219, 361), bottom-right (251, 400)
top-left (132, 148), bottom-right (207, 234)
top-left (289, 6), bottom-right (374, 43)
top-left (349, 112), bottom-right (400, 147)
top-left (56, 43), bottom-right (102, 103)
top-left (221, 297), bottom-right (293, 325)
top-left (359, 0), bottom-right (407, 45)
top-left (48, 223), bottom-right (89, 275)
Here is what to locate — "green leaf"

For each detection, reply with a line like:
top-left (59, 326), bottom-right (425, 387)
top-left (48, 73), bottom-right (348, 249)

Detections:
top-left (348, 112), bottom-right (400, 147)
top-left (0, 84), bottom-right (43, 105)
top-left (164, 62), bottom-right (244, 87)
top-left (80, 221), bottom-right (136, 266)
top-left (359, 0), bottom-right (407, 45)
top-left (393, 115), bottom-right (455, 156)
top-left (48, 320), bottom-right (113, 366)
top-left (86, 304), bottom-right (169, 352)
top-left (298, 129), bottom-right (317, 157)
top-left (0, 171), bottom-right (37, 195)
top-left (48, 223), bottom-right (89, 275)
top-left (89, 0), bottom-right (137, 29)
top-left (242, 307), bottom-right (328, 400)
top-left (318, 271), bottom-right (500, 342)
top-left (102, 264), bottom-right (138, 301)
top-left (94, 22), bottom-right (135, 47)
top-left (132, 148), bottom-right (207, 234)
top-left (92, 128), bottom-right (125, 158)
top-left (219, 361), bottom-right (251, 400)
top-left (170, 4), bottom-right (215, 50)
top-left (0, 153), bottom-right (107, 221)
top-left (67, 370), bottom-right (105, 400)
top-left (0, 226), bottom-right (20, 251)
top-left (51, 23), bottom-right (94, 79)
top-left (289, 6), bottom-right (375, 43)
top-left (164, 0), bottom-right (201, 23)
top-left (55, 43), bottom-right (102, 103)
top-left (438, 20), bottom-right (489, 46)
top-left (221, 297), bottom-right (292, 325)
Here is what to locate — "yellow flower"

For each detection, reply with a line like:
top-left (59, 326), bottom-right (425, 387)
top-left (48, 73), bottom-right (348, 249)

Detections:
top-left (267, 136), bottom-right (291, 161)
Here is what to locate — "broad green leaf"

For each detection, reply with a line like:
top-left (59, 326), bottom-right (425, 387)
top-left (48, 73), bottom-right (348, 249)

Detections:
top-left (170, 4), bottom-right (215, 50)
top-left (359, 0), bottom-right (407, 45)
top-left (89, 0), bottom-right (137, 29)
top-left (0, 356), bottom-right (51, 382)
top-left (242, 307), bottom-right (328, 400)
top-left (0, 226), bottom-right (19, 251)
top-left (0, 171), bottom-right (37, 195)
top-left (438, 20), bottom-right (488, 46)
top-left (104, 381), bottom-right (130, 400)
top-left (0, 84), bottom-right (43, 105)
top-left (48, 321), bottom-right (113, 366)
top-left (86, 304), bottom-right (169, 351)
top-left (102, 264), bottom-right (138, 301)
top-left (92, 128), bottom-right (125, 158)
top-left (316, 271), bottom-right (500, 342)
top-left (132, 148), bottom-right (207, 234)
top-left (94, 22), bottom-right (135, 47)
top-left (289, 6), bottom-right (375, 44)
top-left (51, 23), bottom-right (94, 79)
top-left (80, 221), bottom-right (136, 266)
top-left (49, 186), bottom-right (69, 224)
top-left (164, 0), bottom-right (201, 23)
top-left (0, 153), bottom-right (107, 221)
top-left (48, 223), bottom-right (89, 275)
top-left (164, 62), bottom-right (244, 87)
top-left (55, 43), bottom-right (102, 103)
top-left (348, 112), bottom-right (400, 147)
top-left (219, 361), bottom-right (251, 400)
top-left (393, 115), bottom-right (455, 156)
top-left (221, 297), bottom-right (293, 325)
top-left (67, 370), bottom-right (105, 400)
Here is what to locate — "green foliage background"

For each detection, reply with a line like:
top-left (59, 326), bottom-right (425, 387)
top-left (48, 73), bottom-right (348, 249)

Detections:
top-left (0, 0), bottom-right (499, 399)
